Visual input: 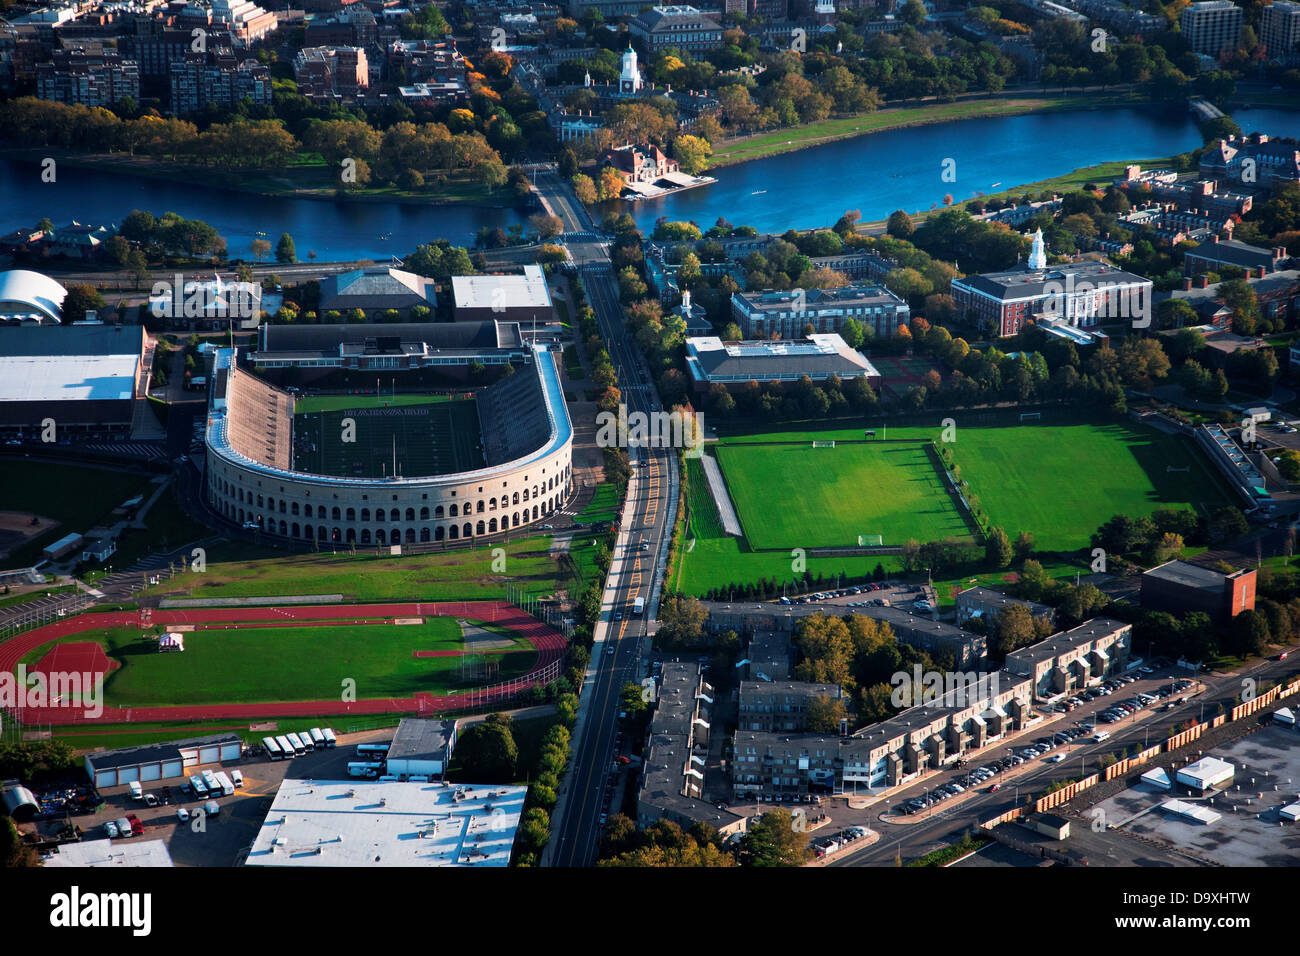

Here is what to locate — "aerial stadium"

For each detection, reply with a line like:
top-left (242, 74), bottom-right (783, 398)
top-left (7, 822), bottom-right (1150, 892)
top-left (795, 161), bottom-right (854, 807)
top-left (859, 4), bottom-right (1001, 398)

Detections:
top-left (203, 321), bottom-right (574, 546)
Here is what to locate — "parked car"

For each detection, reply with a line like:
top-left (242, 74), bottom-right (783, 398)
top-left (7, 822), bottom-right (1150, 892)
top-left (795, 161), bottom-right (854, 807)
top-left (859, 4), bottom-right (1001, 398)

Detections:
top-left (176, 807), bottom-right (190, 822)
top-left (104, 820), bottom-right (119, 838)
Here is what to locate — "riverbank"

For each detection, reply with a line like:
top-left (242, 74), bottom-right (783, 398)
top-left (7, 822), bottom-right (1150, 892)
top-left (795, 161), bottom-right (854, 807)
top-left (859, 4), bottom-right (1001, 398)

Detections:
top-left (709, 91), bottom-right (1143, 168)
top-left (0, 147), bottom-right (521, 209)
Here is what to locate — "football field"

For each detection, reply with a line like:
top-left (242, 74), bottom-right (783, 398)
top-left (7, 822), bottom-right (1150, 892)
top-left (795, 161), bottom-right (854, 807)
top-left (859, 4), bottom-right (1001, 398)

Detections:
top-left (292, 394), bottom-right (484, 478)
top-left (714, 441), bottom-right (971, 549)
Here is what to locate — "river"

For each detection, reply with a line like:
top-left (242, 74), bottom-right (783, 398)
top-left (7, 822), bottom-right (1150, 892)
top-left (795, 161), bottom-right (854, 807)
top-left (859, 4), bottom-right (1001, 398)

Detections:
top-left (620, 105), bottom-right (1300, 235)
top-left (0, 105), bottom-right (1296, 259)
top-left (0, 159), bottom-right (529, 263)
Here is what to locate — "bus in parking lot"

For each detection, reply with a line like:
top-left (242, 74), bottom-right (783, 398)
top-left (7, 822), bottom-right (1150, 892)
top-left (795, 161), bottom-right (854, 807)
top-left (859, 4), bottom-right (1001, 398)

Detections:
top-left (262, 736), bottom-right (284, 760)
top-left (275, 735), bottom-right (295, 758)
top-left (321, 728), bottom-right (337, 748)
top-left (355, 743), bottom-right (389, 759)
top-left (285, 733), bottom-right (307, 756)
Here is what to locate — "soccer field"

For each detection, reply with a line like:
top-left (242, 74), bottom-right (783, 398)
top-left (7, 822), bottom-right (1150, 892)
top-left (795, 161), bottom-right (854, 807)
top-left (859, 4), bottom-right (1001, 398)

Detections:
top-left (940, 420), bottom-right (1235, 551)
top-left (23, 618), bottom-right (536, 706)
top-left (293, 395), bottom-right (484, 478)
top-left (714, 441), bottom-right (971, 549)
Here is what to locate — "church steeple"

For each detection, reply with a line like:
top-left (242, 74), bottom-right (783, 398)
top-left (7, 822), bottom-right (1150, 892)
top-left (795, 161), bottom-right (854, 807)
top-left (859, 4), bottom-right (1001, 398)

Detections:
top-left (1027, 228), bottom-right (1047, 270)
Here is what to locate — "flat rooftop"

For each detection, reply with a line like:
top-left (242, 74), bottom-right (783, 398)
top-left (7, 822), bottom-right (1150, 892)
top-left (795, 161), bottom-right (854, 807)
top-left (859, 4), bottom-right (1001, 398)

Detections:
top-left (245, 779), bottom-right (526, 867)
top-left (452, 264), bottom-right (551, 311)
top-left (44, 838), bottom-right (174, 867)
top-left (1143, 559), bottom-right (1233, 592)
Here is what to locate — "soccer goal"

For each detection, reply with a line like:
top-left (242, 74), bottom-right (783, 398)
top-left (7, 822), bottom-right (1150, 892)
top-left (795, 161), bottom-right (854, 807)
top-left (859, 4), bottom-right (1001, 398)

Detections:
top-left (858, 534), bottom-right (884, 546)
top-left (1018, 411), bottom-right (1041, 422)
top-left (812, 440), bottom-right (836, 448)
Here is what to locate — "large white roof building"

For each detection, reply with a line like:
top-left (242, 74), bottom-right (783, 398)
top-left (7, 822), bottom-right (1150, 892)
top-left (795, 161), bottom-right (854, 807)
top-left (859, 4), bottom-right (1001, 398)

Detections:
top-left (245, 779), bottom-right (526, 867)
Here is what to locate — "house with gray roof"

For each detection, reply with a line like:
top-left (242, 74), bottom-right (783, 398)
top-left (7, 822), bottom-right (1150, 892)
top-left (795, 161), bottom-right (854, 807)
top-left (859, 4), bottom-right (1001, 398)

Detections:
top-left (317, 266), bottom-right (438, 317)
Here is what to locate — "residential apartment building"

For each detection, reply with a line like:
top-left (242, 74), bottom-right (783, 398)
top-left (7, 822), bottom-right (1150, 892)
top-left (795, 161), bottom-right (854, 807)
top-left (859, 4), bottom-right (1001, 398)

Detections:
top-left (954, 586), bottom-right (1055, 630)
top-left (636, 662), bottom-right (746, 833)
top-left (1200, 134), bottom-right (1300, 191)
top-left (1180, 0), bottom-right (1242, 56)
top-left (169, 49), bottom-right (272, 114)
top-left (1261, 0), bottom-right (1300, 62)
top-left (629, 5), bottom-right (724, 54)
top-left (294, 45), bottom-right (368, 99)
top-left (733, 670), bottom-right (1033, 800)
top-left (1183, 237), bottom-right (1291, 277)
top-left (36, 49), bottom-right (140, 107)
top-left (738, 680), bottom-right (842, 733)
top-left (730, 283), bottom-right (910, 339)
top-left (1003, 618), bottom-right (1132, 699)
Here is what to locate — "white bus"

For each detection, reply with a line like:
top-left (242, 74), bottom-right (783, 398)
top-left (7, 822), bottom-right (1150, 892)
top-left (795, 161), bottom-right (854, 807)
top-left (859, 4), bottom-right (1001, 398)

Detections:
top-left (310, 728), bottom-right (326, 749)
top-left (201, 769), bottom-right (220, 794)
top-left (285, 733), bottom-right (307, 756)
top-left (321, 728), bottom-right (337, 748)
top-left (213, 771), bottom-right (235, 797)
top-left (296, 731), bottom-right (314, 752)
top-left (262, 736), bottom-right (284, 760)
top-left (275, 735), bottom-right (295, 758)
top-left (189, 774), bottom-right (208, 798)
top-left (355, 743), bottom-right (389, 759)
top-left (347, 762), bottom-right (383, 778)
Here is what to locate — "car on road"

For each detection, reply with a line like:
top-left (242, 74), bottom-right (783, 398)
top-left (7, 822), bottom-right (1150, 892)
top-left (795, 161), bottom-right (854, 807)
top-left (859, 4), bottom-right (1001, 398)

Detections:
top-left (605, 644), bottom-right (615, 656)
top-left (1048, 754), bottom-right (1065, 763)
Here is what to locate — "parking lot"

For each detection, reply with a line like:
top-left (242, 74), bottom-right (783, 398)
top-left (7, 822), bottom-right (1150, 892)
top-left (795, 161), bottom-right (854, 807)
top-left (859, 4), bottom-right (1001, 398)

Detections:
top-left (30, 727), bottom-right (397, 866)
top-left (776, 581), bottom-right (938, 613)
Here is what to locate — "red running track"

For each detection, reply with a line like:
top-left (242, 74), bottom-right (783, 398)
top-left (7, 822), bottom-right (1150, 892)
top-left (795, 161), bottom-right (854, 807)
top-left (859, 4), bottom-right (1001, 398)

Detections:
top-left (0, 601), bottom-right (566, 725)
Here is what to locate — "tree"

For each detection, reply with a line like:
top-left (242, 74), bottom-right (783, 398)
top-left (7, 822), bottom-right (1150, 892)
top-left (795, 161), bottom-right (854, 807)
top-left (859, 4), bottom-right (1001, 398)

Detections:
top-left (250, 238), bottom-right (271, 261)
top-left (571, 173), bottom-right (597, 205)
top-left (886, 210), bottom-right (914, 239)
top-left (991, 603), bottom-right (1039, 656)
top-left (807, 693), bottom-right (848, 733)
top-left (275, 232), bottom-right (297, 264)
top-left (529, 213), bottom-right (564, 239)
top-left (673, 134), bottom-right (713, 175)
top-left (739, 810), bottom-right (812, 867)
top-left (61, 284), bottom-right (105, 322)
top-left (454, 714), bottom-right (518, 781)
top-left (1013, 531), bottom-right (1035, 561)
top-left (985, 526), bottom-right (1012, 568)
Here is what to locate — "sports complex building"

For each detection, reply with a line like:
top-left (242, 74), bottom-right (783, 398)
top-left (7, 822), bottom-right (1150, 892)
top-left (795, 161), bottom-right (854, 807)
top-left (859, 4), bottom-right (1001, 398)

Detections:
top-left (203, 321), bottom-right (574, 545)
top-left (0, 323), bottom-right (148, 436)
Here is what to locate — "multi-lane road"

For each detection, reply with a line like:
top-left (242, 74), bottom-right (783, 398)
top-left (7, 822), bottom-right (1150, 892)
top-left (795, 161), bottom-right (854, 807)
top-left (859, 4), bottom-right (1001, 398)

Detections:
top-left (535, 169), bottom-right (678, 867)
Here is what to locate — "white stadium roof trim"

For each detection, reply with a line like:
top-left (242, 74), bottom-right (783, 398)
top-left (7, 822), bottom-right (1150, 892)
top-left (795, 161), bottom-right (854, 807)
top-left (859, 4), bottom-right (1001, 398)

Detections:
top-left (0, 269), bottom-right (68, 323)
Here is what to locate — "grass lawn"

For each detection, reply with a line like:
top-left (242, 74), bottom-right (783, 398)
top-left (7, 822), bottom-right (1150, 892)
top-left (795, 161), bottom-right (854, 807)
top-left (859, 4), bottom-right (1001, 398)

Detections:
top-left (714, 442), bottom-right (969, 548)
top-left (20, 616), bottom-right (535, 706)
top-left (576, 483), bottom-right (620, 525)
top-left (294, 396), bottom-right (483, 477)
top-left (0, 461), bottom-right (153, 565)
top-left (140, 537), bottom-right (567, 604)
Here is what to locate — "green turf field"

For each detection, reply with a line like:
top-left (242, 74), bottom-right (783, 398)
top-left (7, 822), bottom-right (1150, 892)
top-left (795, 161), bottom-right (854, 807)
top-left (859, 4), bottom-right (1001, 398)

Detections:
top-left (714, 442), bottom-right (970, 548)
top-left (20, 617), bottom-right (536, 707)
top-left (936, 419), bottom-right (1234, 551)
top-left (293, 393), bottom-right (455, 414)
top-left (292, 394), bottom-right (484, 478)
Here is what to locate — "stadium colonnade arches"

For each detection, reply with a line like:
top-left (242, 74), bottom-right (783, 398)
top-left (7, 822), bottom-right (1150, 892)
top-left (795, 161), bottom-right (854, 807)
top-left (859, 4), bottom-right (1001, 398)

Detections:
top-left (203, 346), bottom-right (575, 545)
